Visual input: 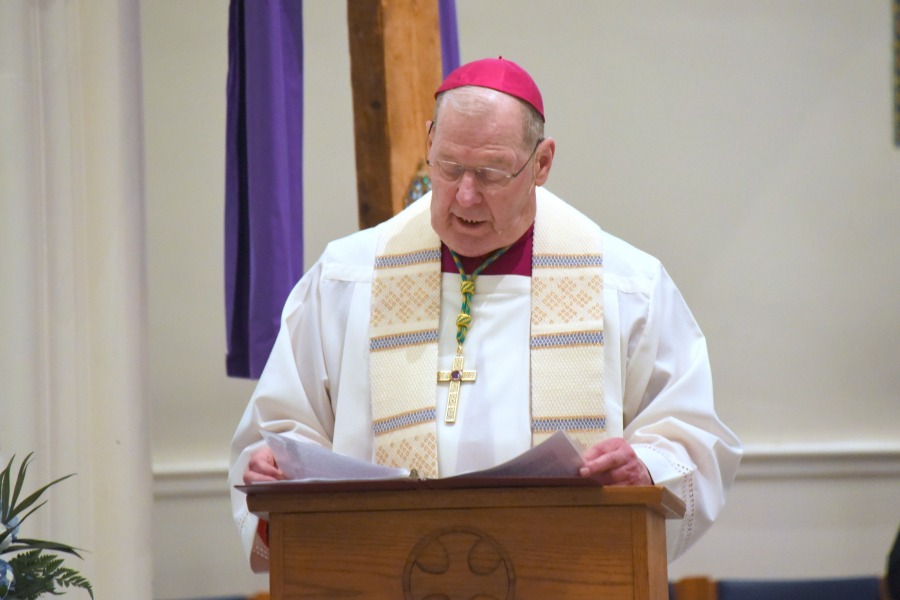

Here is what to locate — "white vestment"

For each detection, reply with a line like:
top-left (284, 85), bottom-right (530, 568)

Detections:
top-left (229, 188), bottom-right (742, 571)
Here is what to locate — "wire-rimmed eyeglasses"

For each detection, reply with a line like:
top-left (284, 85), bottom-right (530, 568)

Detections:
top-left (426, 122), bottom-right (544, 189)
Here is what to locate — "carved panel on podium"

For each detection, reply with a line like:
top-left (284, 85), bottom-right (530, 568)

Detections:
top-left (404, 526), bottom-right (515, 600)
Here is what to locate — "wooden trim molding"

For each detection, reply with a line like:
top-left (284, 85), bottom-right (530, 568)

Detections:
top-left (737, 441), bottom-right (900, 480)
top-left (153, 460), bottom-right (232, 498)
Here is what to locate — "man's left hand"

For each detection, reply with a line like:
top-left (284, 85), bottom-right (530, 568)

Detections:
top-left (579, 437), bottom-right (652, 486)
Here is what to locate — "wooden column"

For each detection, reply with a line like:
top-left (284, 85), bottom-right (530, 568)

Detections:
top-left (347, 0), bottom-right (444, 229)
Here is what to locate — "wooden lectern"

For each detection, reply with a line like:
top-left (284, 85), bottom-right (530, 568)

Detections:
top-left (243, 479), bottom-right (685, 600)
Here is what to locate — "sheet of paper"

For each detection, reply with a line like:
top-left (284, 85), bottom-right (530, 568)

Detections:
top-left (261, 431), bottom-right (409, 482)
top-left (459, 430), bottom-right (586, 478)
top-left (259, 429), bottom-right (585, 483)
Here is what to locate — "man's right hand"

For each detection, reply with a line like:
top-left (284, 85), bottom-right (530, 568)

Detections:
top-left (243, 446), bottom-right (286, 484)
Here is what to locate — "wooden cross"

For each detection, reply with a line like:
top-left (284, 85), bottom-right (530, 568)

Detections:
top-left (347, 0), bottom-right (444, 228)
top-left (437, 345), bottom-right (476, 423)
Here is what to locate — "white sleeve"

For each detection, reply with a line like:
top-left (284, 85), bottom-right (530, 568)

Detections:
top-left (621, 264), bottom-right (742, 562)
top-left (228, 257), bottom-right (350, 572)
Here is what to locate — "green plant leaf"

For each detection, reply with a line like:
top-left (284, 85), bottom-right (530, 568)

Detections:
top-left (9, 549), bottom-right (92, 600)
top-left (0, 453), bottom-right (13, 522)
top-left (6, 473), bottom-right (73, 522)
top-left (55, 567), bottom-right (94, 599)
top-left (10, 453), bottom-right (35, 516)
top-left (5, 500), bottom-right (47, 542)
top-left (4, 538), bottom-right (84, 558)
top-left (8, 549), bottom-right (60, 600)
top-left (0, 455), bottom-right (92, 598)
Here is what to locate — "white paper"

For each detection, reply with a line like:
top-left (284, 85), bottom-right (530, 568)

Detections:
top-left (453, 430), bottom-right (586, 478)
top-left (261, 431), bottom-right (409, 482)
top-left (258, 429), bottom-right (586, 484)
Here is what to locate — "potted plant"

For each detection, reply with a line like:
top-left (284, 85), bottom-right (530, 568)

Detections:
top-left (0, 454), bottom-right (92, 599)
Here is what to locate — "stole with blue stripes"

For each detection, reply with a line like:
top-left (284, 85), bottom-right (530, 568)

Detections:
top-left (369, 191), bottom-right (606, 478)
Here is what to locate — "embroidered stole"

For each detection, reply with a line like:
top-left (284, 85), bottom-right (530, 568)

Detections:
top-left (369, 191), bottom-right (605, 478)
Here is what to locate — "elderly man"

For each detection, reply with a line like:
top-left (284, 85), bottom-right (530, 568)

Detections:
top-left (230, 58), bottom-right (741, 571)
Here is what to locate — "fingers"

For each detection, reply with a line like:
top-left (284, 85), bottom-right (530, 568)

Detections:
top-left (243, 447), bottom-right (286, 485)
top-left (579, 437), bottom-right (652, 486)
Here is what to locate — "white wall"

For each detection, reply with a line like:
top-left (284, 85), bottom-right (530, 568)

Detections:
top-left (140, 1), bottom-right (900, 598)
top-left (2, 2), bottom-right (153, 598)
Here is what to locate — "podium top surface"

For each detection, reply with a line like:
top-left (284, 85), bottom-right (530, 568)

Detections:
top-left (239, 479), bottom-right (685, 520)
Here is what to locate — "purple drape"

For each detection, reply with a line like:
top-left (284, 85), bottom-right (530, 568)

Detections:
top-left (439, 0), bottom-right (460, 77)
top-left (225, 0), bottom-right (304, 379)
top-left (225, 1), bottom-right (459, 379)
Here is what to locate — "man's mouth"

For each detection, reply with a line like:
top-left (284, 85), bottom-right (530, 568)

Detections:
top-left (456, 216), bottom-right (483, 226)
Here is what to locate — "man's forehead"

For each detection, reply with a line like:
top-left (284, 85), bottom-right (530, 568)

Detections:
top-left (432, 93), bottom-right (527, 149)
top-left (435, 86), bottom-right (526, 120)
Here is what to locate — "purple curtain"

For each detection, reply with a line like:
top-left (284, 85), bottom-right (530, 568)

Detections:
top-left (225, 0), bottom-right (304, 379)
top-left (439, 0), bottom-right (460, 77)
top-left (224, 1), bottom-right (459, 379)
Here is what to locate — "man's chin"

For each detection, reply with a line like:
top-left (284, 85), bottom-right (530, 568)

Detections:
top-left (433, 218), bottom-right (505, 257)
top-left (443, 236), bottom-right (501, 258)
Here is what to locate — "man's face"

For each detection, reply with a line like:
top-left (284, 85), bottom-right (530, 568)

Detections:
top-left (428, 93), bottom-right (545, 258)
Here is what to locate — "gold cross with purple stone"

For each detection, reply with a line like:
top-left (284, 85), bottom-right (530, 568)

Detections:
top-left (437, 344), bottom-right (476, 423)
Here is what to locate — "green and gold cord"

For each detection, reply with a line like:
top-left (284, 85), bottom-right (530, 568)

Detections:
top-left (449, 245), bottom-right (511, 345)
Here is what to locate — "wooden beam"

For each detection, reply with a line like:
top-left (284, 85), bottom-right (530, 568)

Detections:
top-left (347, 0), bottom-right (443, 229)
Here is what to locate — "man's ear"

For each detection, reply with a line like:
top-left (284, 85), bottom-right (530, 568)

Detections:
top-left (533, 138), bottom-right (555, 187)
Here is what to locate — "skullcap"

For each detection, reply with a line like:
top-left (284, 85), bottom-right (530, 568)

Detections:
top-left (435, 57), bottom-right (544, 121)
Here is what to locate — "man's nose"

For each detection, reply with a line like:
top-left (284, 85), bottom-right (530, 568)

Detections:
top-left (455, 170), bottom-right (481, 207)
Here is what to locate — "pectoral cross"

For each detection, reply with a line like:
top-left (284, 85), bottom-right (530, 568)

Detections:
top-left (437, 344), bottom-right (476, 423)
